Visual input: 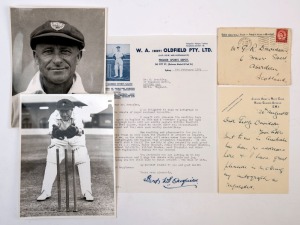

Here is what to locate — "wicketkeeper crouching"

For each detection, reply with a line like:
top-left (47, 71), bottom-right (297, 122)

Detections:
top-left (37, 99), bottom-right (94, 201)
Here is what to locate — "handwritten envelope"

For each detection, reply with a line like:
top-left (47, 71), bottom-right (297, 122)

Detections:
top-left (218, 87), bottom-right (289, 193)
top-left (218, 28), bottom-right (291, 85)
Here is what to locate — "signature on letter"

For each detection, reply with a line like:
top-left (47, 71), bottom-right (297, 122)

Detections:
top-left (143, 175), bottom-right (198, 189)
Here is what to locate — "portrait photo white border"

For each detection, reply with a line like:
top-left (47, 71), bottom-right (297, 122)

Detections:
top-left (19, 93), bottom-right (115, 218)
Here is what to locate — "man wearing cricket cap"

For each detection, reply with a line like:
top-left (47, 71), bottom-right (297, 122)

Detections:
top-left (37, 98), bottom-right (93, 201)
top-left (11, 21), bottom-right (87, 127)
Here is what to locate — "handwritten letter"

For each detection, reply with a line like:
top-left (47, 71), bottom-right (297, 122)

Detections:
top-left (218, 87), bottom-right (289, 193)
top-left (218, 27), bottom-right (291, 85)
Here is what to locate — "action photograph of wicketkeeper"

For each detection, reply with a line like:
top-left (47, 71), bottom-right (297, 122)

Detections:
top-left (20, 94), bottom-right (115, 217)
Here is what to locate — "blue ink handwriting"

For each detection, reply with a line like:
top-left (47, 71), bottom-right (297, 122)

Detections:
top-left (143, 175), bottom-right (198, 189)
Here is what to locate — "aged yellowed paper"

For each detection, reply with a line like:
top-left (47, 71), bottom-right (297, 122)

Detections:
top-left (218, 87), bottom-right (289, 193)
top-left (218, 27), bottom-right (291, 85)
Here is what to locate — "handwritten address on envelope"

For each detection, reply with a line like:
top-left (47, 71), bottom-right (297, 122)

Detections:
top-left (218, 87), bottom-right (289, 193)
top-left (218, 27), bottom-right (291, 85)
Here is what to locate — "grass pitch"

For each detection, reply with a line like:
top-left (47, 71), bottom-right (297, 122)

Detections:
top-left (20, 134), bottom-right (115, 217)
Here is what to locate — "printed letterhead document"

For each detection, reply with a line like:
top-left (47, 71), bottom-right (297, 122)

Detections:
top-left (218, 27), bottom-right (291, 85)
top-left (107, 36), bottom-right (216, 192)
top-left (218, 87), bottom-right (289, 193)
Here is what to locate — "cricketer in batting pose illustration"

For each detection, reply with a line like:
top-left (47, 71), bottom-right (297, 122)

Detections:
top-left (113, 46), bottom-right (124, 78)
top-left (37, 99), bottom-right (93, 202)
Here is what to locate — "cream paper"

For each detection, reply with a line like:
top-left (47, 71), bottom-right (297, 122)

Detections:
top-left (218, 27), bottom-right (291, 85)
top-left (218, 87), bottom-right (289, 193)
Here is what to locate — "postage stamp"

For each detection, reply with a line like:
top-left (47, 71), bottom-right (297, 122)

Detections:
top-left (276, 29), bottom-right (288, 43)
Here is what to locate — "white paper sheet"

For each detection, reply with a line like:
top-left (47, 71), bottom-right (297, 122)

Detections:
top-left (107, 36), bottom-right (216, 192)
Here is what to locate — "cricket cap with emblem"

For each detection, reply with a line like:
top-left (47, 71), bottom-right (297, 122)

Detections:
top-left (56, 99), bottom-right (75, 111)
top-left (30, 20), bottom-right (85, 50)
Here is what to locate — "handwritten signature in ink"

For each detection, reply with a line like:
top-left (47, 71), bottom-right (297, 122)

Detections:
top-left (143, 175), bottom-right (198, 189)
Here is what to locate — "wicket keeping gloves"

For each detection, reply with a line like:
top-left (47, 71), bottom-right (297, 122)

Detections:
top-left (64, 124), bottom-right (79, 138)
top-left (51, 125), bottom-right (65, 140)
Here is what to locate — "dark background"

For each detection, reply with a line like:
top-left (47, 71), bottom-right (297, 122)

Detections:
top-left (11, 8), bottom-right (106, 95)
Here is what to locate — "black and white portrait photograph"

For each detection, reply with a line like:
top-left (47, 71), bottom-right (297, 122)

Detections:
top-left (11, 8), bottom-right (107, 127)
top-left (106, 44), bottom-right (130, 81)
top-left (20, 94), bottom-right (115, 217)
